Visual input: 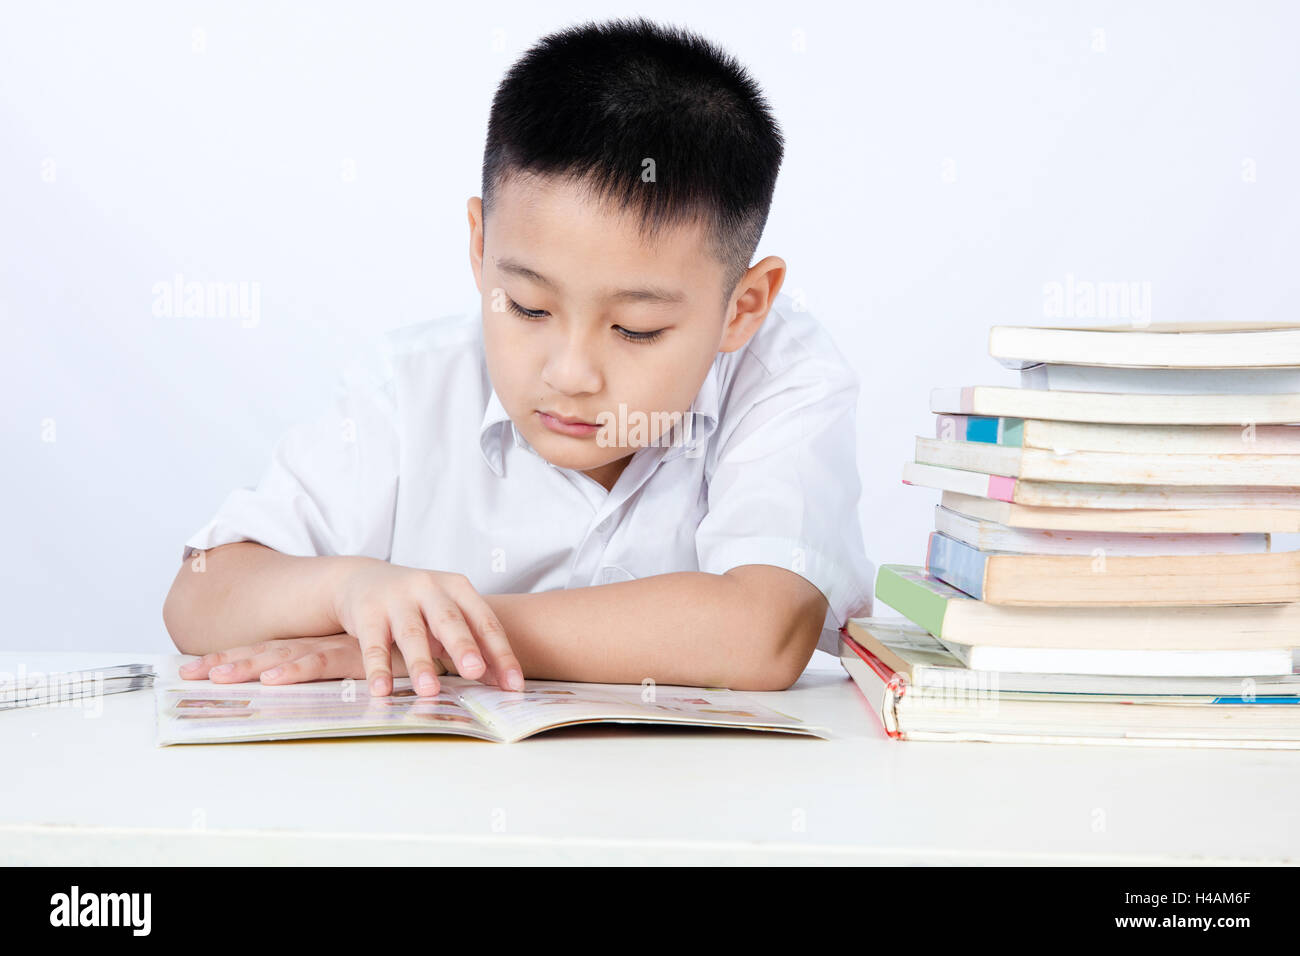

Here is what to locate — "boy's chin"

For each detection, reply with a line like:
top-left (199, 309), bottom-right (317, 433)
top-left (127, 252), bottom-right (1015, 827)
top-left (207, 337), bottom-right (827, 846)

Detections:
top-left (533, 438), bottom-right (633, 470)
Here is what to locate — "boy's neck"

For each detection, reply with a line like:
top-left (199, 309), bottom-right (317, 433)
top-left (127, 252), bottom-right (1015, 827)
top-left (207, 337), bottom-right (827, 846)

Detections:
top-left (581, 453), bottom-right (635, 493)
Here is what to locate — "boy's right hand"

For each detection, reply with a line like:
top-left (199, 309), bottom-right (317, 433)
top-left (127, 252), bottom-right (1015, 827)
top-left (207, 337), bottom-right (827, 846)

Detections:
top-left (331, 559), bottom-right (523, 697)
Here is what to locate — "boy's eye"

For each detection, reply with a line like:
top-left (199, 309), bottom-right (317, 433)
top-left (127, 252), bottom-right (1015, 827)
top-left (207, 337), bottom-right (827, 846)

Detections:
top-left (506, 298), bottom-right (665, 345)
top-left (615, 326), bottom-right (665, 344)
top-left (506, 298), bottom-right (548, 320)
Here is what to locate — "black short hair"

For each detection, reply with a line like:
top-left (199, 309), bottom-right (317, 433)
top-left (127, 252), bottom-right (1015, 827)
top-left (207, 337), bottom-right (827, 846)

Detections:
top-left (481, 16), bottom-right (785, 308)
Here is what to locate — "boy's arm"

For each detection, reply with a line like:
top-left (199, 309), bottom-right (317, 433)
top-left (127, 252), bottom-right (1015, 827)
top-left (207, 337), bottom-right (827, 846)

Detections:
top-left (480, 564), bottom-right (828, 691)
top-left (164, 544), bottom-right (822, 689)
top-left (163, 542), bottom-right (362, 655)
top-left (168, 342), bottom-right (402, 655)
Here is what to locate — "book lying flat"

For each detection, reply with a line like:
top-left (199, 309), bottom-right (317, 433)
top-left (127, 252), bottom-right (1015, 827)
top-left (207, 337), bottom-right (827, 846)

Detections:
top-left (936, 414), bottom-right (1024, 445)
top-left (940, 489), bottom-right (1300, 534)
top-left (936, 415), bottom-right (1300, 455)
top-left (924, 530), bottom-right (1300, 606)
top-left (988, 321), bottom-right (1300, 370)
top-left (874, 564), bottom-right (1299, 666)
top-left (153, 655), bottom-right (829, 745)
top-left (1020, 363), bottom-right (1300, 394)
top-left (1, 663), bottom-right (154, 710)
top-left (927, 638), bottom-right (1294, 679)
top-left (839, 624), bottom-right (1300, 750)
top-left (932, 504), bottom-right (1268, 556)
top-left (915, 435), bottom-right (1300, 486)
top-left (903, 461), bottom-right (1300, 510)
top-left (931, 384), bottom-right (1300, 425)
top-left (845, 617), bottom-right (1300, 695)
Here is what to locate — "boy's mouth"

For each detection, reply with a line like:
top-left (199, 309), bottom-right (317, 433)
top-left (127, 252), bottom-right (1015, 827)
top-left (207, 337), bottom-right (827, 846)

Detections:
top-left (537, 409), bottom-right (600, 437)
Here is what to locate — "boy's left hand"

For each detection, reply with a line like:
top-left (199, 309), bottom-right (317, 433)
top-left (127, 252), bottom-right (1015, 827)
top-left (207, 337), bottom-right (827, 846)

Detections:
top-left (178, 634), bottom-right (456, 686)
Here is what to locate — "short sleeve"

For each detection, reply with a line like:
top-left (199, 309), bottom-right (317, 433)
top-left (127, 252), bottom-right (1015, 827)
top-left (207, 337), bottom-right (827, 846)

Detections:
top-left (181, 347), bottom-right (400, 563)
top-left (695, 349), bottom-right (875, 656)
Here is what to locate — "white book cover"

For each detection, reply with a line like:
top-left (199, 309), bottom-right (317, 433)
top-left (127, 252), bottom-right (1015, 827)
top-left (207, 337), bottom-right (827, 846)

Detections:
top-left (1020, 362), bottom-right (1300, 395)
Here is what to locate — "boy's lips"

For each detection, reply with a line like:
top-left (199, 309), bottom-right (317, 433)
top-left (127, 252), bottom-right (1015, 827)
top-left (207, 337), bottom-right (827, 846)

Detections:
top-left (537, 410), bottom-right (600, 436)
top-left (540, 410), bottom-right (597, 425)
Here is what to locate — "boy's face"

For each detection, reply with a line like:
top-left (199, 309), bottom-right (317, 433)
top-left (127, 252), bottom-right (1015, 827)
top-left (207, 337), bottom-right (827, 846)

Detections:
top-left (468, 173), bottom-right (767, 491)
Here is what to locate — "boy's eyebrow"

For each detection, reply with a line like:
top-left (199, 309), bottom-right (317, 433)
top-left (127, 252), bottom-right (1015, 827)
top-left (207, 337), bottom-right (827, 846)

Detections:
top-left (494, 256), bottom-right (686, 305)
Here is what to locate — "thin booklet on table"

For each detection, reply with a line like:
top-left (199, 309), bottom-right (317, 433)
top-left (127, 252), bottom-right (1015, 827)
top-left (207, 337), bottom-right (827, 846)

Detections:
top-left (154, 654), bottom-right (831, 744)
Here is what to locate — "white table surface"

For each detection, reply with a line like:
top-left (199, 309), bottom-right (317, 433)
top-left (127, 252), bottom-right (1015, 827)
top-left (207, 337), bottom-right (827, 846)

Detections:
top-left (2, 649), bottom-right (1296, 865)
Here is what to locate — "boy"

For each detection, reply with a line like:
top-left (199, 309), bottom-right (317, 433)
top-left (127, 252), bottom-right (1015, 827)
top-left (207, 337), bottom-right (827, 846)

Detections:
top-left (164, 17), bottom-right (875, 697)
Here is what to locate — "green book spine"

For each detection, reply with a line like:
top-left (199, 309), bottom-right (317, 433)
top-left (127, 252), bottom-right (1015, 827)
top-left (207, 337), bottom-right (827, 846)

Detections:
top-left (1002, 417), bottom-right (1024, 447)
top-left (874, 564), bottom-right (954, 638)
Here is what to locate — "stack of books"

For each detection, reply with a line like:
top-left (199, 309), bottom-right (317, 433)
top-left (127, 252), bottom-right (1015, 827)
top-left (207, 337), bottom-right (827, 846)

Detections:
top-left (841, 321), bottom-right (1300, 748)
top-left (1, 662), bottom-right (154, 710)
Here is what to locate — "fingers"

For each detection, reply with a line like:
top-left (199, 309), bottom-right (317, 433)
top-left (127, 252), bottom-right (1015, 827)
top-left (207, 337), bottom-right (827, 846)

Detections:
top-left (179, 639), bottom-right (363, 686)
top-left (428, 580), bottom-right (525, 691)
top-left (452, 574), bottom-right (522, 686)
top-left (181, 570), bottom-right (526, 701)
top-left (355, 610), bottom-right (395, 698)
top-left (258, 644), bottom-right (358, 685)
top-left (478, 619), bottom-right (524, 691)
top-left (179, 642), bottom-right (297, 682)
top-left (418, 593), bottom-right (486, 682)
top-left (389, 608), bottom-right (442, 698)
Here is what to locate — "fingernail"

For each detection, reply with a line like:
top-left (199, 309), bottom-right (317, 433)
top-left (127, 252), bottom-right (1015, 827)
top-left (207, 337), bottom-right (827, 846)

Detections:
top-left (211, 664), bottom-right (232, 676)
top-left (505, 669), bottom-right (523, 691)
top-left (462, 653), bottom-right (484, 673)
top-left (180, 660), bottom-right (198, 671)
top-left (370, 676), bottom-right (388, 696)
top-left (418, 672), bottom-right (436, 693)
top-left (263, 667), bottom-right (282, 680)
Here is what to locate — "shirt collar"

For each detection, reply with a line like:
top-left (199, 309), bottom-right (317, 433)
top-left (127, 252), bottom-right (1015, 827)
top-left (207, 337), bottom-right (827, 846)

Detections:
top-left (478, 386), bottom-right (516, 477)
top-left (478, 355), bottom-right (724, 476)
top-left (661, 355), bottom-right (721, 463)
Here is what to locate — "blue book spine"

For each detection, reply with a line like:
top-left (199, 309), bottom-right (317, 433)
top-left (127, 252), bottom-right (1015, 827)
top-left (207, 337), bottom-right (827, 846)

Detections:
top-left (935, 415), bottom-right (1023, 446)
top-left (925, 531), bottom-right (987, 600)
top-left (966, 416), bottom-right (1002, 443)
top-left (1211, 696), bottom-right (1300, 705)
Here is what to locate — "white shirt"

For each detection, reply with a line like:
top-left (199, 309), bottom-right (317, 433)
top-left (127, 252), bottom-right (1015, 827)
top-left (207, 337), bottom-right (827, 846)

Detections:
top-left (183, 290), bottom-right (876, 656)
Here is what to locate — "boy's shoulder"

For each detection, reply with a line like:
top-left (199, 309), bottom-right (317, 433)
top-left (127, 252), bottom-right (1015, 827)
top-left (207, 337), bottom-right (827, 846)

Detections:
top-left (342, 300), bottom-right (484, 388)
top-left (717, 291), bottom-right (859, 397)
top-left (377, 300), bottom-right (483, 365)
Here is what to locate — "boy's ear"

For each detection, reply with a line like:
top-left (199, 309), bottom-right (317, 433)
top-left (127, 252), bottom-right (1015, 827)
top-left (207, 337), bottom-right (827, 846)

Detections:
top-left (467, 197), bottom-right (485, 294)
top-left (718, 309), bottom-right (763, 354)
top-left (718, 256), bottom-right (786, 353)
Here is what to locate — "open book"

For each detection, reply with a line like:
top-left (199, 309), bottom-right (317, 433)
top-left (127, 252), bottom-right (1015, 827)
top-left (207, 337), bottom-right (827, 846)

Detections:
top-left (154, 654), bottom-right (829, 745)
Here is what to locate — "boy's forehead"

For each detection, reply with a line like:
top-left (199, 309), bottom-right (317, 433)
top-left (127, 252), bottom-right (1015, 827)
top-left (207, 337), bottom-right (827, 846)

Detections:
top-left (488, 173), bottom-right (719, 296)
top-left (493, 172), bottom-right (705, 250)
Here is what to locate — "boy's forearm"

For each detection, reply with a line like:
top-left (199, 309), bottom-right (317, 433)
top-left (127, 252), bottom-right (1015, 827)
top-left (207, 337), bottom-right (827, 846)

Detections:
top-left (481, 572), bottom-right (795, 690)
top-left (165, 548), bottom-right (809, 688)
top-left (163, 542), bottom-right (361, 655)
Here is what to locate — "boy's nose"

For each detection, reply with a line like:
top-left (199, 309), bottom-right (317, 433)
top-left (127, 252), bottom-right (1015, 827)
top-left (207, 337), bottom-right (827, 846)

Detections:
top-left (542, 337), bottom-right (603, 395)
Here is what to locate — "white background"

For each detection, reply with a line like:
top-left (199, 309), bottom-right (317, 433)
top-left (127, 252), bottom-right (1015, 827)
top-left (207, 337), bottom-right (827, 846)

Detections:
top-left (3, 1), bottom-right (1297, 654)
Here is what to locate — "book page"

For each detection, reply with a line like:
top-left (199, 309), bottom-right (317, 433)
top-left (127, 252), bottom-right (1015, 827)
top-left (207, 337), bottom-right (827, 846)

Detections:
top-left (154, 656), bottom-right (830, 745)
top-left (456, 678), bottom-right (830, 742)
top-left (155, 658), bottom-right (500, 745)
